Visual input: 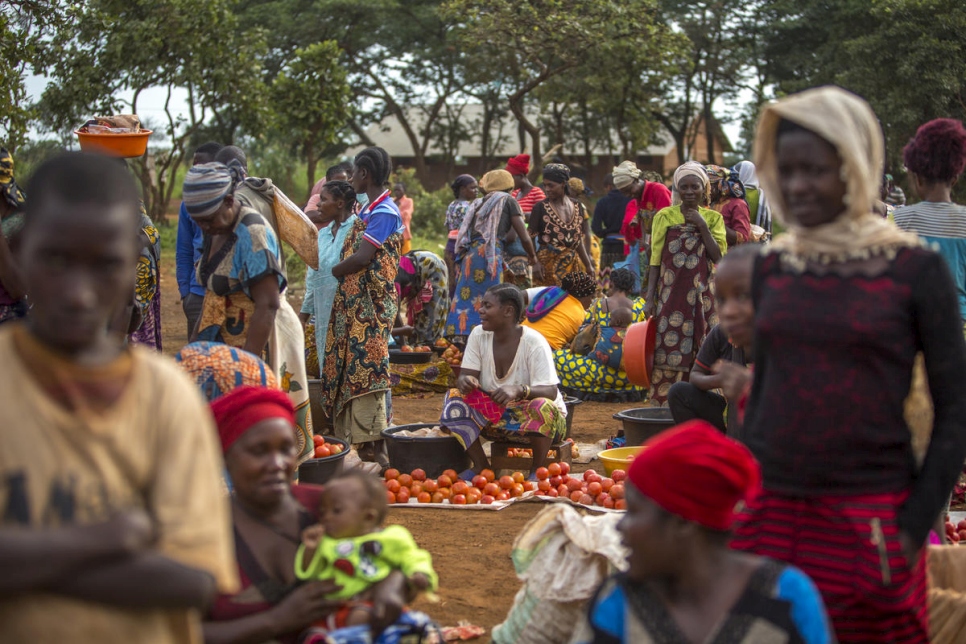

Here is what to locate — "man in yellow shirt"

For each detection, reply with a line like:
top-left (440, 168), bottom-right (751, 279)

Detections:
top-left (522, 271), bottom-right (596, 350)
top-left (0, 153), bottom-right (237, 643)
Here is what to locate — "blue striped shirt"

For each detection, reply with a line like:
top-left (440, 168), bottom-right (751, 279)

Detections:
top-left (894, 201), bottom-right (966, 319)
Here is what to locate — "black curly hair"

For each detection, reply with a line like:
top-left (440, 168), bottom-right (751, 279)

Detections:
top-left (321, 180), bottom-right (356, 215)
top-left (609, 267), bottom-right (636, 295)
top-left (903, 118), bottom-right (966, 184)
top-left (353, 147), bottom-right (392, 188)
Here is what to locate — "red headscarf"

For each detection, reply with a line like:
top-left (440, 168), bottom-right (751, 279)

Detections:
top-left (505, 154), bottom-right (531, 176)
top-left (210, 385), bottom-right (295, 453)
top-left (627, 420), bottom-right (760, 531)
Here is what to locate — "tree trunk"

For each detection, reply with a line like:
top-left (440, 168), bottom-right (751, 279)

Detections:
top-left (509, 98), bottom-right (541, 183)
top-left (305, 137), bottom-right (317, 203)
top-left (704, 100), bottom-right (716, 163)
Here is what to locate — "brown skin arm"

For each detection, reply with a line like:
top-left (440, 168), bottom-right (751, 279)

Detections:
top-left (298, 312), bottom-right (310, 328)
top-left (203, 580), bottom-right (344, 644)
top-left (52, 553), bottom-right (216, 610)
top-left (0, 233), bottom-right (25, 300)
top-left (688, 363), bottom-right (722, 392)
top-left (725, 226), bottom-right (738, 246)
top-left (491, 384), bottom-right (557, 406)
top-left (243, 275), bottom-right (280, 356)
top-left (643, 266), bottom-right (661, 317)
top-left (512, 215), bottom-right (542, 281)
top-left (0, 510), bottom-right (152, 594)
top-left (578, 217), bottom-right (595, 274)
top-left (332, 240), bottom-right (377, 278)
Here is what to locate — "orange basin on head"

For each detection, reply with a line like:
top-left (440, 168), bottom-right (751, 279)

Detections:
top-left (75, 129), bottom-right (152, 158)
top-left (624, 318), bottom-right (657, 388)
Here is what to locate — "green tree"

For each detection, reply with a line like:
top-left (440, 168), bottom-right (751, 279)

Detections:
top-left (441, 0), bottom-right (664, 179)
top-left (758, 0), bottom-right (966, 186)
top-left (1, 1), bottom-right (66, 151)
top-left (272, 41), bottom-right (353, 192)
top-left (36, 0), bottom-right (267, 220)
top-left (654, 0), bottom-right (754, 164)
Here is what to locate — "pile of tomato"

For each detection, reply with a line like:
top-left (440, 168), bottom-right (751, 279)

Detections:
top-left (397, 345), bottom-right (432, 353)
top-left (311, 435), bottom-right (345, 458)
top-left (944, 515), bottom-right (966, 543)
top-left (384, 467), bottom-right (535, 505)
top-left (532, 462), bottom-right (627, 510)
top-left (439, 343), bottom-right (463, 366)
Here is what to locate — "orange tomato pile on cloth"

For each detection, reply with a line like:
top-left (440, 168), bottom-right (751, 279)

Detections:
top-left (384, 468), bottom-right (535, 505)
top-left (532, 462), bottom-right (627, 510)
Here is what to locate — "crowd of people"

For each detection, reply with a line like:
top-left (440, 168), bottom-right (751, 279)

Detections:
top-left (1, 83), bottom-right (966, 643)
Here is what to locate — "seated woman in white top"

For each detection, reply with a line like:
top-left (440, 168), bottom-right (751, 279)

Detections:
top-left (440, 284), bottom-right (567, 478)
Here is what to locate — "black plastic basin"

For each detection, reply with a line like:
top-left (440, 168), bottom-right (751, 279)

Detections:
top-left (298, 435), bottom-right (349, 485)
top-left (381, 423), bottom-right (470, 478)
top-left (613, 407), bottom-right (675, 446)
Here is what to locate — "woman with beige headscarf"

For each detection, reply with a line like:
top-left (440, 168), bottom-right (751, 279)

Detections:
top-left (730, 86), bottom-right (966, 643)
top-left (644, 161), bottom-right (727, 406)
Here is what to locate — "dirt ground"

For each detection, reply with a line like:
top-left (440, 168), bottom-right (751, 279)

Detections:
top-left (158, 245), bottom-right (632, 641)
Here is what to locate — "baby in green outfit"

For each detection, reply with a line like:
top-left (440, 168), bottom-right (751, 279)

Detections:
top-left (295, 470), bottom-right (438, 630)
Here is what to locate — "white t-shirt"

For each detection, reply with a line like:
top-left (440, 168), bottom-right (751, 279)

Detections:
top-left (525, 287), bottom-right (547, 305)
top-left (462, 325), bottom-right (567, 417)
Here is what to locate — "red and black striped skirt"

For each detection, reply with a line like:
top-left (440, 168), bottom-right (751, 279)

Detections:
top-left (731, 489), bottom-right (929, 643)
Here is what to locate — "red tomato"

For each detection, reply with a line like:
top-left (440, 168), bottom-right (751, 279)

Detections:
top-left (614, 499), bottom-right (626, 510)
top-left (396, 488), bottom-right (411, 503)
top-left (472, 475), bottom-right (488, 490)
top-left (386, 490), bottom-right (396, 504)
top-left (483, 482), bottom-right (501, 497)
top-left (437, 475), bottom-right (453, 488)
top-left (570, 490), bottom-right (584, 502)
top-left (579, 494), bottom-right (595, 506)
top-left (452, 481), bottom-right (469, 496)
top-left (442, 469), bottom-right (459, 481)
top-left (566, 478), bottom-right (583, 492)
top-left (557, 484), bottom-right (570, 498)
top-left (481, 468), bottom-right (496, 483)
top-left (498, 476), bottom-right (515, 490)
top-left (583, 469), bottom-right (598, 482)
top-left (398, 474), bottom-right (413, 488)
top-left (422, 479), bottom-right (439, 494)
top-left (431, 491), bottom-right (445, 504)
top-left (611, 469), bottom-right (627, 482)
top-left (610, 484), bottom-right (625, 500)
top-left (386, 479), bottom-right (401, 494)
top-left (585, 473), bottom-right (602, 485)
top-left (549, 475), bottom-right (563, 487)
top-left (451, 494), bottom-right (467, 505)
top-left (547, 462), bottom-right (562, 477)
top-left (535, 467), bottom-right (550, 480)
top-left (511, 472), bottom-right (525, 484)
top-left (537, 479), bottom-right (551, 492)
top-left (559, 462), bottom-right (571, 475)
top-left (312, 435), bottom-right (325, 447)
top-left (411, 468), bottom-right (427, 482)
top-left (417, 492), bottom-right (431, 503)
top-left (522, 481), bottom-right (535, 492)
top-left (481, 494), bottom-right (495, 505)
top-left (547, 488), bottom-right (559, 498)
top-left (385, 468), bottom-right (401, 481)
top-left (314, 445), bottom-right (331, 458)
top-left (601, 478), bottom-right (615, 492)
top-left (328, 443), bottom-right (344, 455)
top-left (587, 481), bottom-right (603, 497)
top-left (496, 491), bottom-right (511, 501)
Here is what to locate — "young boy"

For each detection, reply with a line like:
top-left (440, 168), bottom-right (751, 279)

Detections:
top-left (0, 153), bottom-right (237, 642)
top-left (295, 470), bottom-right (437, 634)
top-left (667, 244), bottom-right (757, 437)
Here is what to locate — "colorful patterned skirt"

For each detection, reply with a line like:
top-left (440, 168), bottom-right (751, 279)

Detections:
top-left (553, 328), bottom-right (644, 403)
top-left (130, 287), bottom-right (162, 351)
top-left (440, 389), bottom-right (565, 448)
top-left (445, 238), bottom-right (503, 345)
top-left (732, 489), bottom-right (928, 643)
top-left (390, 361), bottom-right (454, 395)
top-left (648, 225), bottom-right (717, 406)
top-left (534, 245), bottom-right (584, 288)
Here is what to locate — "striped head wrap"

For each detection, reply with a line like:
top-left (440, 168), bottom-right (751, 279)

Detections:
top-left (183, 162), bottom-right (234, 218)
top-left (0, 148), bottom-right (26, 210)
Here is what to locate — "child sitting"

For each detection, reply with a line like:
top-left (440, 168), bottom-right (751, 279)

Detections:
top-left (295, 470), bottom-right (438, 634)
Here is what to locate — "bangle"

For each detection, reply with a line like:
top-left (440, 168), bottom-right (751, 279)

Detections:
top-left (521, 385), bottom-right (530, 400)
